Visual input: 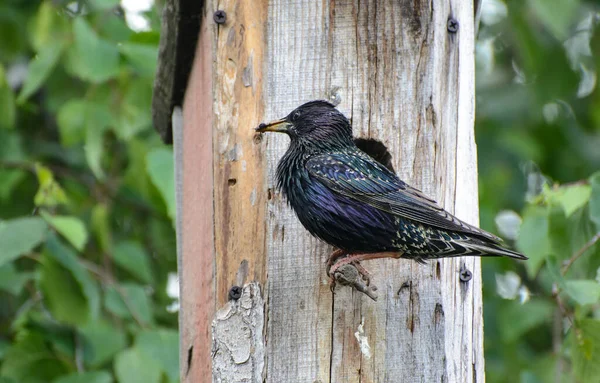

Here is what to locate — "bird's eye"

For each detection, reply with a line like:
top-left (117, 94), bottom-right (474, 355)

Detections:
top-left (291, 111), bottom-right (301, 122)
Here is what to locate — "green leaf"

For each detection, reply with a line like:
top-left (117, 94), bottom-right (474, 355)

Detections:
top-left (0, 338), bottom-right (9, 359)
top-left (117, 80), bottom-right (152, 139)
top-left (0, 331), bottom-right (69, 382)
top-left (135, 329), bottom-right (179, 382)
top-left (0, 7), bottom-right (27, 61)
top-left (17, 39), bottom-right (65, 103)
top-left (146, 148), bottom-right (175, 223)
top-left (41, 211), bottom-right (88, 251)
top-left (590, 172), bottom-right (600, 231)
top-left (52, 371), bottom-right (112, 383)
top-left (0, 64), bottom-right (15, 129)
top-left (56, 100), bottom-right (87, 146)
top-left (42, 235), bottom-right (100, 325)
top-left (564, 280), bottom-right (600, 306)
top-left (83, 103), bottom-right (112, 180)
top-left (57, 100), bottom-right (112, 177)
top-left (104, 283), bottom-right (153, 325)
top-left (79, 320), bottom-right (127, 367)
top-left (113, 241), bottom-right (153, 283)
top-left (0, 263), bottom-right (33, 295)
top-left (123, 139), bottom-right (152, 200)
top-left (0, 216), bottom-right (48, 267)
top-left (91, 204), bottom-right (112, 253)
top-left (517, 206), bottom-right (552, 277)
top-left (39, 254), bottom-right (89, 326)
top-left (499, 299), bottom-right (554, 342)
top-left (68, 18), bottom-right (119, 83)
top-left (0, 169), bottom-right (26, 201)
top-left (572, 319), bottom-right (600, 383)
top-left (114, 348), bottom-right (161, 383)
top-left (34, 164), bottom-right (68, 207)
top-left (546, 255), bottom-right (567, 288)
top-left (528, 0), bottom-right (579, 40)
top-left (0, 130), bottom-right (25, 161)
top-left (29, 1), bottom-right (69, 52)
top-left (119, 43), bottom-right (158, 77)
top-left (549, 205), bottom-right (570, 260)
top-left (548, 184), bottom-right (592, 217)
top-left (98, 14), bottom-right (132, 42)
top-left (85, 126), bottom-right (106, 179)
top-left (88, 0), bottom-right (120, 10)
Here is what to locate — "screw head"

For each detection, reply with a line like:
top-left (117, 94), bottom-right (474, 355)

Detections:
top-left (213, 10), bottom-right (227, 24)
top-left (228, 285), bottom-right (242, 300)
top-left (447, 18), bottom-right (459, 33)
top-left (460, 269), bottom-right (472, 282)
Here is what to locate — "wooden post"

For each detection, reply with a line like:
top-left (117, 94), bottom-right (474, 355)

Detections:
top-left (176, 1), bottom-right (483, 382)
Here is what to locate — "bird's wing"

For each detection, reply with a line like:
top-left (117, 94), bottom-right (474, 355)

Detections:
top-left (306, 152), bottom-right (502, 243)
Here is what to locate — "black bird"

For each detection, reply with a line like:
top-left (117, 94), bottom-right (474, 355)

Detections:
top-left (256, 100), bottom-right (526, 297)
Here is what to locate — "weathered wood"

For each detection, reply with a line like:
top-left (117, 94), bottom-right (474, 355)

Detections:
top-left (176, 0), bottom-right (483, 382)
top-left (177, 9), bottom-right (215, 383)
top-left (152, 0), bottom-right (204, 143)
top-left (212, 0), bottom-right (268, 307)
top-left (262, 1), bottom-right (482, 382)
top-left (211, 282), bottom-right (265, 382)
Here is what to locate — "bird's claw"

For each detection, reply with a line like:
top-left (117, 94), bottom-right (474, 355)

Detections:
top-left (331, 264), bottom-right (378, 301)
top-left (351, 261), bottom-right (372, 286)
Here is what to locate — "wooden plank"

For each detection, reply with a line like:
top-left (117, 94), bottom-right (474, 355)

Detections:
top-left (212, 0), bottom-right (269, 305)
top-left (261, 0), bottom-right (483, 382)
top-left (178, 9), bottom-right (215, 383)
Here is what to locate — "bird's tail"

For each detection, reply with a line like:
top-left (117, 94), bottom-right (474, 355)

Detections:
top-left (465, 241), bottom-right (528, 260)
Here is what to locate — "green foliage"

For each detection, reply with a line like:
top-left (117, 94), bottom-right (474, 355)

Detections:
top-left (113, 348), bottom-right (161, 383)
top-left (0, 217), bottom-right (48, 267)
top-left (478, 1), bottom-right (600, 381)
top-left (0, 2), bottom-right (177, 382)
top-left (487, 175), bottom-right (600, 382)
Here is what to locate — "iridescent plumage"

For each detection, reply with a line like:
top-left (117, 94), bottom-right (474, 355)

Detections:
top-left (256, 100), bottom-right (526, 287)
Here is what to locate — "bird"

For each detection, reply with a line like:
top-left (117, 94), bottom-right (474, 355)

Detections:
top-left (256, 100), bottom-right (526, 298)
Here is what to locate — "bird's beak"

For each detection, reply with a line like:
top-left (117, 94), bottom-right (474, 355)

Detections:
top-left (255, 118), bottom-right (291, 133)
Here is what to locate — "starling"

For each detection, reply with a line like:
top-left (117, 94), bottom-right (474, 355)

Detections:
top-left (256, 100), bottom-right (526, 298)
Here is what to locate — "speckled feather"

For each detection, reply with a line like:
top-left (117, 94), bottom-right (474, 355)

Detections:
top-left (266, 100), bottom-right (526, 262)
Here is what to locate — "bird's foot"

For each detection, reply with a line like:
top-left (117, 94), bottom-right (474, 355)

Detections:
top-left (331, 263), bottom-right (378, 301)
top-left (351, 261), bottom-right (372, 286)
top-left (325, 249), bottom-right (346, 271)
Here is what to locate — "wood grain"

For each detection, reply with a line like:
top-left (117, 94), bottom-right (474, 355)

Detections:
top-left (178, 8), bottom-right (215, 383)
top-left (262, 0), bottom-right (483, 382)
top-left (176, 0), bottom-right (483, 381)
top-left (212, 0), bottom-right (269, 306)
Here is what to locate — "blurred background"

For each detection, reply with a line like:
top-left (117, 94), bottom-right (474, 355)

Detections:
top-left (0, 0), bottom-right (598, 382)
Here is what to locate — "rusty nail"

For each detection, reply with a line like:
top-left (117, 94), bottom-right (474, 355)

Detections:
top-left (447, 18), bottom-right (459, 33)
top-left (229, 285), bottom-right (242, 300)
top-left (459, 268), bottom-right (472, 282)
top-left (213, 10), bottom-right (227, 24)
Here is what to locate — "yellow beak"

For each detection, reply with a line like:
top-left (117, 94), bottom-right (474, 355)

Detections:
top-left (255, 118), bottom-right (291, 133)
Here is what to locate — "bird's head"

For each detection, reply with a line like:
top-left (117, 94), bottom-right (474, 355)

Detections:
top-left (256, 100), bottom-right (353, 148)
